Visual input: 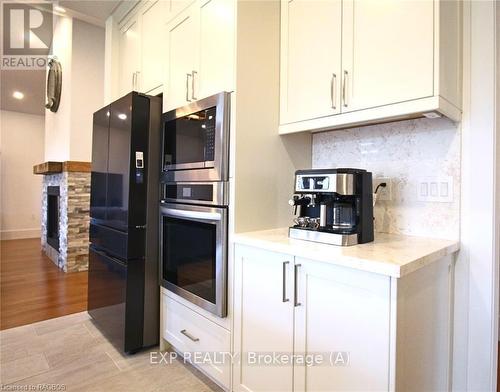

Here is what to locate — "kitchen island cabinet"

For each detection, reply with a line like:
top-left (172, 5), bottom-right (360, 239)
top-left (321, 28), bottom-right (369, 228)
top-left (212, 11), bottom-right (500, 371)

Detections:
top-left (233, 229), bottom-right (459, 391)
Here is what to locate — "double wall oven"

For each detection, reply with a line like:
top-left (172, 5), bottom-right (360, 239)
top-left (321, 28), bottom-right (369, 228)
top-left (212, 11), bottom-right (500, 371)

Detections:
top-left (160, 92), bottom-right (230, 317)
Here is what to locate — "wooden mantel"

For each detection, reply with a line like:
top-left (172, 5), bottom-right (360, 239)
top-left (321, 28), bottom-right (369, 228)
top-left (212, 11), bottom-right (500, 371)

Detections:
top-left (33, 161), bottom-right (91, 175)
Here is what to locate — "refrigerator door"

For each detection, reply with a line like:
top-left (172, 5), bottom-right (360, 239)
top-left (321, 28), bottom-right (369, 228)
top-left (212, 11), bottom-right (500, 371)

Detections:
top-left (90, 106), bottom-right (110, 221)
top-left (106, 94), bottom-right (133, 231)
top-left (87, 246), bottom-right (145, 353)
top-left (106, 93), bottom-right (150, 232)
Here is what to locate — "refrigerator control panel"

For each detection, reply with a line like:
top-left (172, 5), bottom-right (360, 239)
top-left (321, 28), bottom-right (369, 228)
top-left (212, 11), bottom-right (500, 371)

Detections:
top-left (135, 151), bottom-right (144, 168)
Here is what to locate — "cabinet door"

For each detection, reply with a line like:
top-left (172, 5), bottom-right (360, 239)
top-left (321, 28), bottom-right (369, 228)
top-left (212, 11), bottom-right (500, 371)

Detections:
top-left (294, 258), bottom-right (391, 391)
top-left (119, 17), bottom-right (141, 96)
top-left (233, 245), bottom-right (294, 392)
top-left (140, 0), bottom-right (166, 93)
top-left (280, 0), bottom-right (342, 125)
top-left (341, 0), bottom-right (434, 112)
top-left (164, 5), bottom-right (199, 111)
top-left (197, 0), bottom-right (235, 99)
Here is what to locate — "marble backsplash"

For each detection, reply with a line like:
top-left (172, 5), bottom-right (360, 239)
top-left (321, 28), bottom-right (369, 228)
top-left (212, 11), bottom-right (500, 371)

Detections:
top-left (312, 117), bottom-right (460, 240)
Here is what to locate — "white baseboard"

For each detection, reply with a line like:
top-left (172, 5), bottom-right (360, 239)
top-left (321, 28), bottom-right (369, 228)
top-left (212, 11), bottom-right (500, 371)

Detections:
top-left (0, 229), bottom-right (41, 240)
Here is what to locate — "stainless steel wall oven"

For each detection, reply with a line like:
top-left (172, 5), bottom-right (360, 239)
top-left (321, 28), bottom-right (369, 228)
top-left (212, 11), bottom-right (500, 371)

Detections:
top-left (160, 92), bottom-right (230, 318)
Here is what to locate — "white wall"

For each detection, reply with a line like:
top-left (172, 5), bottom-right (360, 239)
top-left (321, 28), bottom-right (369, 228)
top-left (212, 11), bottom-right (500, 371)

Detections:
top-left (44, 16), bottom-right (104, 162)
top-left (70, 19), bottom-right (105, 161)
top-left (44, 15), bottom-right (72, 161)
top-left (0, 110), bottom-right (45, 239)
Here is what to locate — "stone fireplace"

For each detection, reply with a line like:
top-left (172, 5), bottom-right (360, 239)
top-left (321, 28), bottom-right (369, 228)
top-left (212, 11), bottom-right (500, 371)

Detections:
top-left (35, 161), bottom-right (91, 272)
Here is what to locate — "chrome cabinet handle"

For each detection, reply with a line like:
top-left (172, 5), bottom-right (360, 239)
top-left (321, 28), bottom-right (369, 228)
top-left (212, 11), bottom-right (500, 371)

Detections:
top-left (331, 73), bottom-right (337, 109)
top-left (132, 72), bottom-right (136, 90)
top-left (186, 73), bottom-right (192, 102)
top-left (191, 70), bottom-right (197, 100)
top-left (342, 70), bottom-right (348, 107)
top-left (136, 71), bottom-right (140, 90)
top-left (294, 264), bottom-right (301, 307)
top-left (180, 329), bottom-right (199, 342)
top-left (282, 261), bottom-right (290, 302)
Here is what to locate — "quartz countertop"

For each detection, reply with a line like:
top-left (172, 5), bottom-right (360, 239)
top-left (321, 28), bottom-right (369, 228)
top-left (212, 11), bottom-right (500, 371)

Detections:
top-left (233, 228), bottom-right (459, 278)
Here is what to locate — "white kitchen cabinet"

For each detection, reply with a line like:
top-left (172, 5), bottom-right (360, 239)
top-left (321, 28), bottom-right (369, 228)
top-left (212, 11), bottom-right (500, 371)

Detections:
top-left (293, 257), bottom-right (391, 391)
top-left (163, 0), bottom-right (234, 112)
top-left (233, 243), bottom-right (454, 392)
top-left (140, 0), bottom-right (167, 93)
top-left (118, 15), bottom-right (141, 96)
top-left (197, 0), bottom-right (235, 99)
top-left (279, 0), bottom-right (462, 134)
top-left (280, 0), bottom-right (342, 124)
top-left (232, 246), bottom-right (294, 392)
top-left (341, 0), bottom-right (433, 112)
top-left (164, 4), bottom-right (199, 110)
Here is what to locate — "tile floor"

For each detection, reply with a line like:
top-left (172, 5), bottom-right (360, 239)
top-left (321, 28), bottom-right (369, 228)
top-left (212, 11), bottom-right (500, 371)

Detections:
top-left (0, 312), bottom-right (221, 391)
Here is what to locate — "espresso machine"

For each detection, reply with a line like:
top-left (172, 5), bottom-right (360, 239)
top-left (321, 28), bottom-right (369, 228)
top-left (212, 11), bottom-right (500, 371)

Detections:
top-left (288, 168), bottom-right (374, 246)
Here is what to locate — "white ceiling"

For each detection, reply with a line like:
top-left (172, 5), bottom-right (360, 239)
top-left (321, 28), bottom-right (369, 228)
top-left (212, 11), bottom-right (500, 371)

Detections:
top-left (1, 70), bottom-right (46, 116)
top-left (58, 0), bottom-right (121, 24)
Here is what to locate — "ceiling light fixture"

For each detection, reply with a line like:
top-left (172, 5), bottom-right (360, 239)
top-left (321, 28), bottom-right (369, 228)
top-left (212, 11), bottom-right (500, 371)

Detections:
top-left (12, 91), bottom-right (24, 100)
top-left (54, 6), bottom-right (66, 13)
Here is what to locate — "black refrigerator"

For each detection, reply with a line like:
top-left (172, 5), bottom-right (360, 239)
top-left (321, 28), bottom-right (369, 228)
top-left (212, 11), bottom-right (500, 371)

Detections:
top-left (88, 92), bottom-right (161, 354)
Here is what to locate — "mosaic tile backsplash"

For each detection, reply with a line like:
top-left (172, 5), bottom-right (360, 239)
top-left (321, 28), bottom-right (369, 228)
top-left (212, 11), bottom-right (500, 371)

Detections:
top-left (312, 117), bottom-right (460, 240)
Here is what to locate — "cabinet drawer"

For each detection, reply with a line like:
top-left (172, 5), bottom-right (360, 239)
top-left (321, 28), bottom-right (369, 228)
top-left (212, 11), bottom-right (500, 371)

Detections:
top-left (163, 294), bottom-right (230, 388)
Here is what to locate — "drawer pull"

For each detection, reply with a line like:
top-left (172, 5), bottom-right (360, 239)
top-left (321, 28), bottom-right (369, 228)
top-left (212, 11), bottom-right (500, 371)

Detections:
top-left (180, 329), bottom-right (199, 342)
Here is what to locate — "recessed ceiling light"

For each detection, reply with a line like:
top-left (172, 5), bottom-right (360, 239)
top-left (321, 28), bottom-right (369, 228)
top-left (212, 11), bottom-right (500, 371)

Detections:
top-left (118, 113), bottom-right (127, 120)
top-left (12, 91), bottom-right (24, 100)
top-left (54, 6), bottom-right (66, 13)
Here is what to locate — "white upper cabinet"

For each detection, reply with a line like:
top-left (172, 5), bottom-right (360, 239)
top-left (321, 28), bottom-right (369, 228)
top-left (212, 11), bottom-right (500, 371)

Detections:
top-left (279, 0), bottom-right (462, 134)
top-left (280, 0), bottom-right (342, 124)
top-left (163, 0), bottom-right (235, 112)
top-left (198, 0), bottom-right (235, 99)
top-left (140, 0), bottom-right (167, 93)
top-left (341, 0), bottom-right (434, 112)
top-left (118, 16), bottom-right (141, 96)
top-left (293, 257), bottom-right (391, 391)
top-left (165, 5), bottom-right (199, 111)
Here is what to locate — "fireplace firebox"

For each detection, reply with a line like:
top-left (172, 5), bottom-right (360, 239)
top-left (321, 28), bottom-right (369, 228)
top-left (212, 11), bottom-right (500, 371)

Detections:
top-left (47, 186), bottom-right (60, 250)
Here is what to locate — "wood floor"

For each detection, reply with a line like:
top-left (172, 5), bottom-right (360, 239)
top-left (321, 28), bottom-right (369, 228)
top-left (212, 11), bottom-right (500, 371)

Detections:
top-left (0, 238), bottom-right (88, 330)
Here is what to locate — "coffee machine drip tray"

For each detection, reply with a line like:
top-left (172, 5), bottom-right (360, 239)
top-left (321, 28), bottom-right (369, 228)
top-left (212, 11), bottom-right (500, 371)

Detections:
top-left (289, 227), bottom-right (359, 246)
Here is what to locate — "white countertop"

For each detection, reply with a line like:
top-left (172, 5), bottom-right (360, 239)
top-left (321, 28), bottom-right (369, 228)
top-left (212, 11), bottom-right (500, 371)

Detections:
top-left (233, 228), bottom-right (459, 278)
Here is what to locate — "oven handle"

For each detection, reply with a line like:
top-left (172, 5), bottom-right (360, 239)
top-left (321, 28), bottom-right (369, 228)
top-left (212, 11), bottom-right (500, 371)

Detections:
top-left (161, 207), bottom-right (222, 222)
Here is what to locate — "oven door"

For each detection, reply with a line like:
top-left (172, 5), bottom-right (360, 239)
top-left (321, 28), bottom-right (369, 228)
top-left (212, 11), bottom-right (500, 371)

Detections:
top-left (160, 202), bottom-right (227, 317)
top-left (161, 92), bottom-right (229, 182)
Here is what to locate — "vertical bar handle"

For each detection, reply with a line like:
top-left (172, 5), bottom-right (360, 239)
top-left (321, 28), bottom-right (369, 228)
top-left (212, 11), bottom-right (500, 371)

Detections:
top-left (282, 261), bottom-right (290, 302)
top-left (186, 73), bottom-right (192, 102)
top-left (331, 73), bottom-right (337, 109)
top-left (342, 70), bottom-right (349, 107)
top-left (191, 70), bottom-right (198, 100)
top-left (294, 264), bottom-right (301, 307)
top-left (132, 72), bottom-right (136, 90)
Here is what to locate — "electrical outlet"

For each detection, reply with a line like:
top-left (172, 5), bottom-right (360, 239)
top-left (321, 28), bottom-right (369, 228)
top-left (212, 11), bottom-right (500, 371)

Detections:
top-left (417, 176), bottom-right (453, 202)
top-left (374, 177), bottom-right (392, 201)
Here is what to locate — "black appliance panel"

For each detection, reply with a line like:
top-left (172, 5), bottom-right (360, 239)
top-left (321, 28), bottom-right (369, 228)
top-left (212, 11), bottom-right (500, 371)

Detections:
top-left (90, 107), bottom-right (110, 221)
top-left (164, 183), bottom-right (214, 203)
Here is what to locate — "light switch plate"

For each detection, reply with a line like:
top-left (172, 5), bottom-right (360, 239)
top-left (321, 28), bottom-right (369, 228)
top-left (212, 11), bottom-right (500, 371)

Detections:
top-left (417, 176), bottom-right (453, 202)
